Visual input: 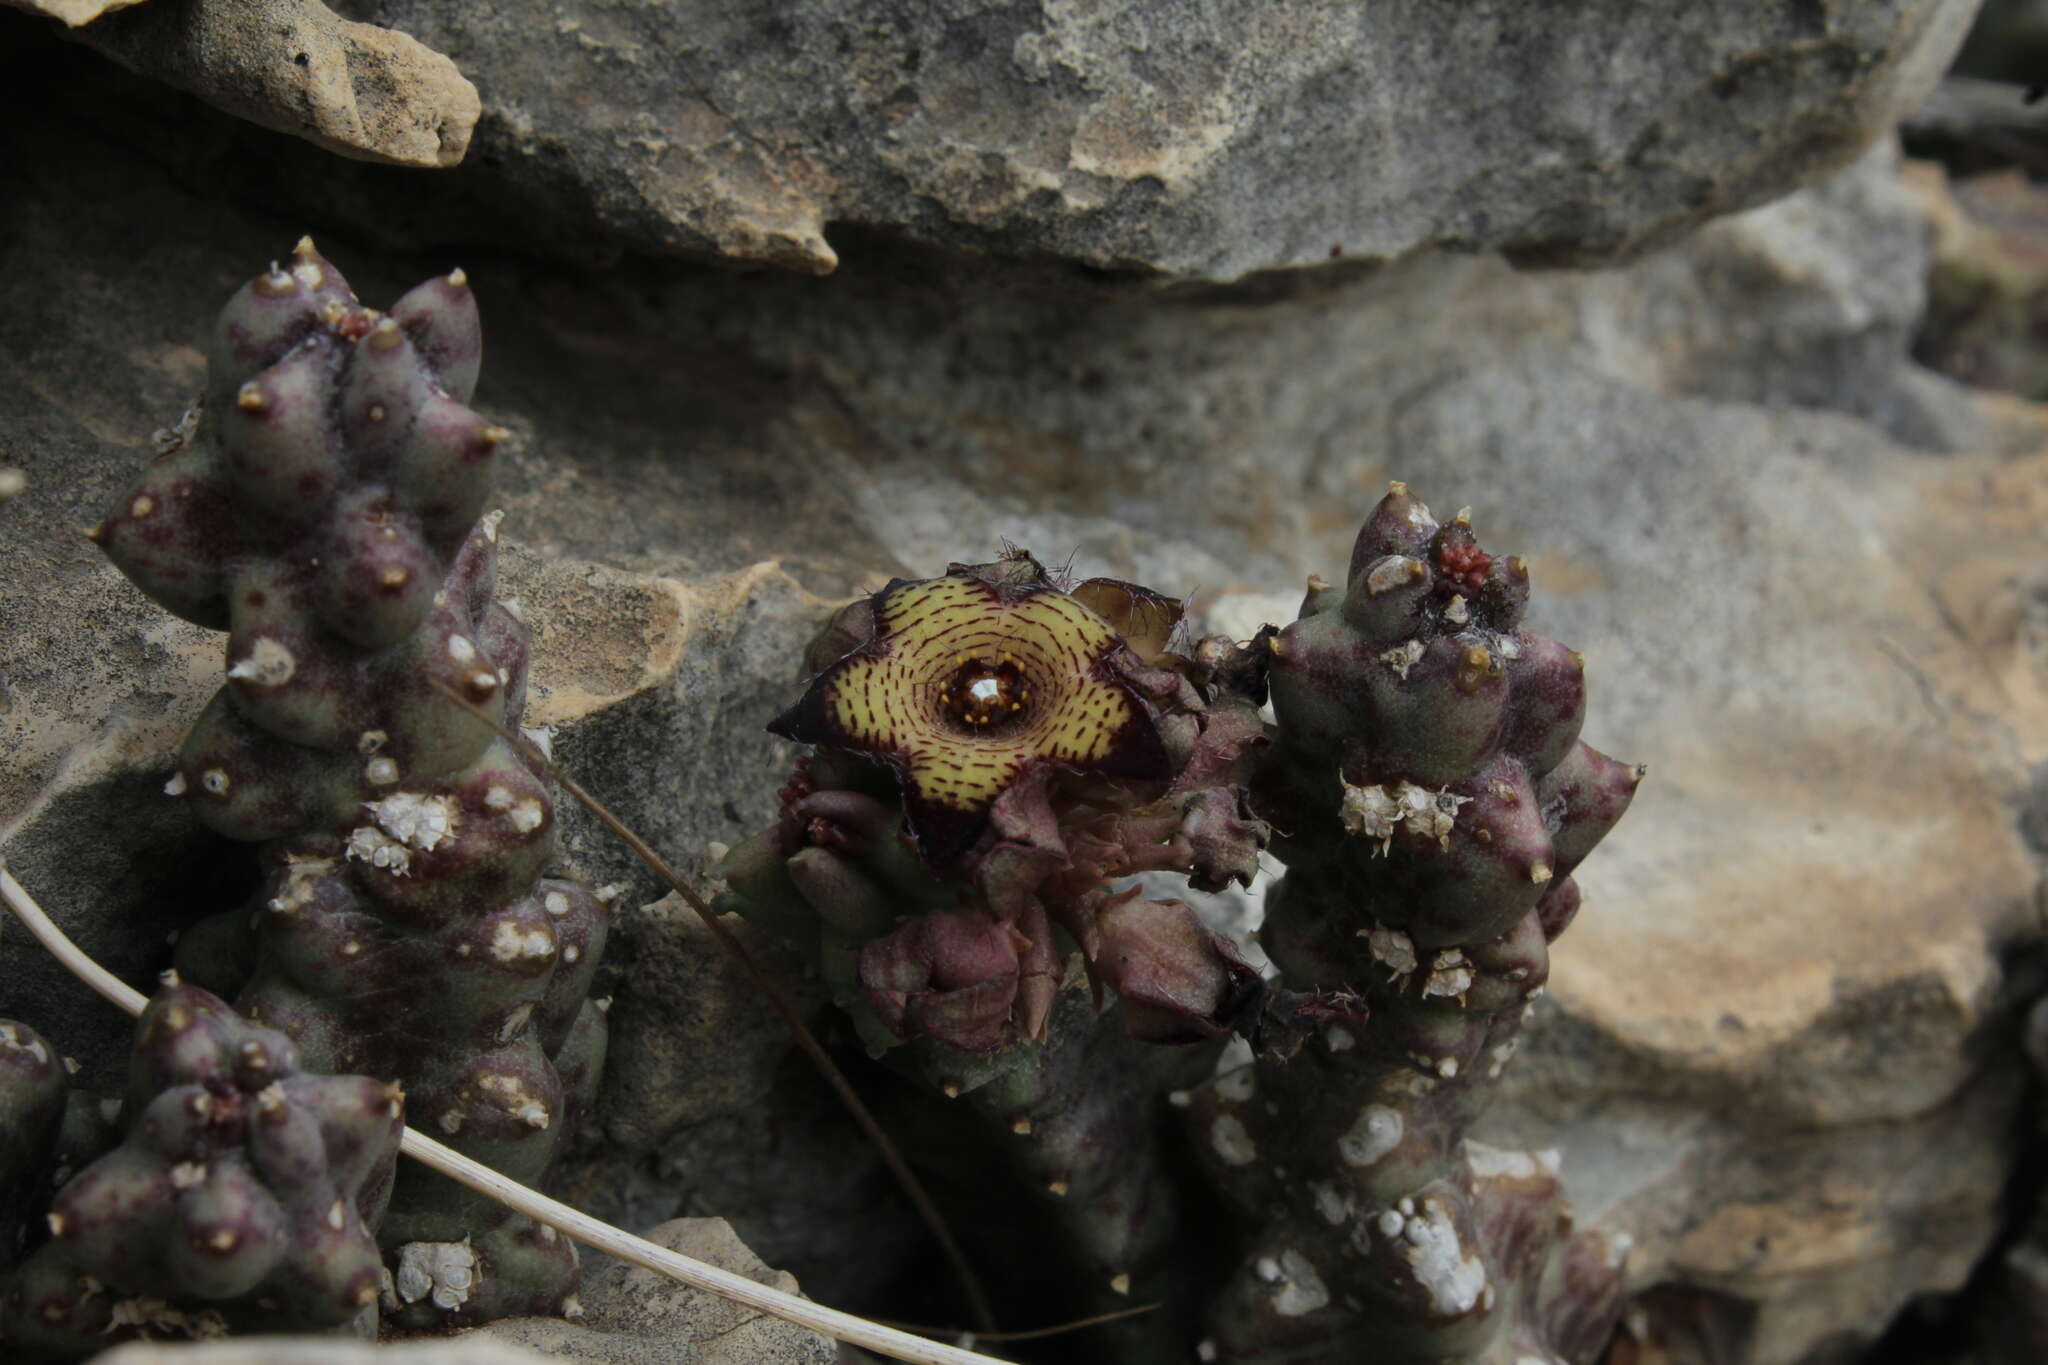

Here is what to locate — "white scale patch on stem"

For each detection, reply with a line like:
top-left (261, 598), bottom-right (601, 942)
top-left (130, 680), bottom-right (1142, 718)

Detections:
top-left (1341, 779), bottom-right (1471, 853)
top-left (1269, 1249), bottom-right (1330, 1317)
top-left (1337, 1105), bottom-right (1404, 1168)
top-left (366, 791), bottom-right (458, 851)
top-left (226, 637), bottom-right (296, 688)
top-left (1210, 1114), bottom-right (1257, 1166)
top-left (1379, 639), bottom-right (1425, 679)
top-left (392, 1240), bottom-right (477, 1312)
top-left (1423, 948), bottom-right (1473, 1000)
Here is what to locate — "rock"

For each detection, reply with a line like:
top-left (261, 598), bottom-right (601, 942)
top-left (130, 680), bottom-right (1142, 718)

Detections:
top-left (1, 23), bottom-right (2043, 1365)
top-left (30, 0), bottom-right (1977, 277)
top-left (1912, 162), bottom-right (2048, 399)
top-left (1, 0), bottom-right (148, 26)
top-left (52, 0), bottom-right (478, 167)
top-left (96, 1341), bottom-right (558, 1365)
top-left (596, 893), bottom-right (821, 1153)
top-left (481, 1218), bottom-right (835, 1365)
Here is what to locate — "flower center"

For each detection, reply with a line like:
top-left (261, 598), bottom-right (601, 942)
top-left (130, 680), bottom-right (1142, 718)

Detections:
top-left (939, 654), bottom-right (1031, 731)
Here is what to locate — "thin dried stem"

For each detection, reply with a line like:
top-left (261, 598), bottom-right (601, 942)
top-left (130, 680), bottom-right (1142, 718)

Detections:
top-left (881, 1300), bottom-right (1162, 1345)
top-left (0, 860), bottom-right (1013, 1365)
top-left (438, 689), bottom-right (999, 1334)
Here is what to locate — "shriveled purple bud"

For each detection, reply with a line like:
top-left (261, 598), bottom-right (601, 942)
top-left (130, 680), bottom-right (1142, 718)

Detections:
top-left (859, 909), bottom-right (1024, 1053)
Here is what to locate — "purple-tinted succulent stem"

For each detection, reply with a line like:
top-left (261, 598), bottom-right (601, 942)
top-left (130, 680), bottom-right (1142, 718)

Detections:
top-left (1202, 487), bottom-right (1639, 1365)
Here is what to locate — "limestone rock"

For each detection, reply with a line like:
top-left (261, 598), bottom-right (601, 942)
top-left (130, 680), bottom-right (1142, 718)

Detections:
top-left (1912, 162), bottom-right (2048, 399)
top-left (56, 0), bottom-right (478, 167)
top-left (179, 0), bottom-right (1982, 276)
top-left (1, 0), bottom-right (149, 26)
top-left (596, 893), bottom-right (821, 1153)
top-left (481, 1218), bottom-right (835, 1365)
top-left (97, 1342), bottom-right (557, 1365)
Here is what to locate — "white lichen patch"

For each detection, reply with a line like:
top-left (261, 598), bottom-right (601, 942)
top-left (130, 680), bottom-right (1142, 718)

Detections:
top-left (1270, 1249), bottom-right (1331, 1317)
top-left (1423, 948), bottom-right (1473, 1000)
top-left (1311, 1182), bottom-right (1352, 1226)
top-left (365, 791), bottom-right (458, 852)
top-left (1365, 555), bottom-right (1425, 596)
top-left (1324, 1024), bottom-right (1355, 1052)
top-left (1339, 781), bottom-right (1401, 854)
top-left (346, 827), bottom-right (411, 876)
top-left (268, 855), bottom-right (334, 916)
top-left (508, 799), bottom-right (546, 834)
top-left (1215, 1066), bottom-right (1256, 1104)
top-left (438, 1106), bottom-right (465, 1135)
top-left (163, 771), bottom-right (188, 797)
top-left (1210, 1114), bottom-right (1257, 1166)
top-left (1338, 1105), bottom-right (1404, 1169)
top-left (1487, 1036), bottom-right (1521, 1078)
top-left (1404, 784), bottom-right (1470, 850)
top-left (447, 635), bottom-right (476, 664)
top-left (1388, 1198), bottom-right (1487, 1317)
top-left (1464, 1142), bottom-right (1541, 1182)
top-left (480, 1072), bottom-right (551, 1129)
top-left (483, 785), bottom-right (515, 811)
top-left (169, 1161), bottom-right (209, 1190)
top-left (490, 919), bottom-right (556, 964)
top-left (0, 1022), bottom-right (49, 1065)
top-left (1444, 594), bottom-right (1469, 625)
top-left (1435, 1057), bottom-right (1459, 1079)
top-left (226, 637), bottom-right (296, 688)
top-left (393, 1240), bottom-right (477, 1312)
top-left (522, 725), bottom-right (556, 760)
top-left (1379, 639), bottom-right (1425, 679)
top-left (365, 757), bottom-right (400, 786)
top-left (543, 892), bottom-right (570, 918)
top-left (327, 1199), bottom-right (346, 1230)
top-left (1341, 780), bottom-right (1469, 853)
top-left (481, 509), bottom-right (504, 544)
top-left (1364, 924), bottom-right (1418, 979)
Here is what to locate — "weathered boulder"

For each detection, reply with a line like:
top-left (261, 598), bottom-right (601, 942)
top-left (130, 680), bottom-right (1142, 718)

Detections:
top-left (15, 0), bottom-right (1984, 277)
top-left (10, 0), bottom-right (478, 167)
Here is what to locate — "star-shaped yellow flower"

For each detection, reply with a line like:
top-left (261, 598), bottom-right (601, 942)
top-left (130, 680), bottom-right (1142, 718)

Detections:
top-left (770, 564), bottom-right (1172, 864)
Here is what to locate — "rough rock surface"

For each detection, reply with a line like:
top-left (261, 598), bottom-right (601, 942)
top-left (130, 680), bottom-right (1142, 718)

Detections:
top-left (482, 1218), bottom-right (836, 1364)
top-left (1913, 163), bottom-right (2048, 398)
top-left (1, 22), bottom-right (2043, 1365)
top-left (97, 1342), bottom-right (557, 1365)
top-left (40, 0), bottom-right (1981, 277)
top-left (42, 0), bottom-right (478, 167)
top-left (1, 0), bottom-right (148, 26)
